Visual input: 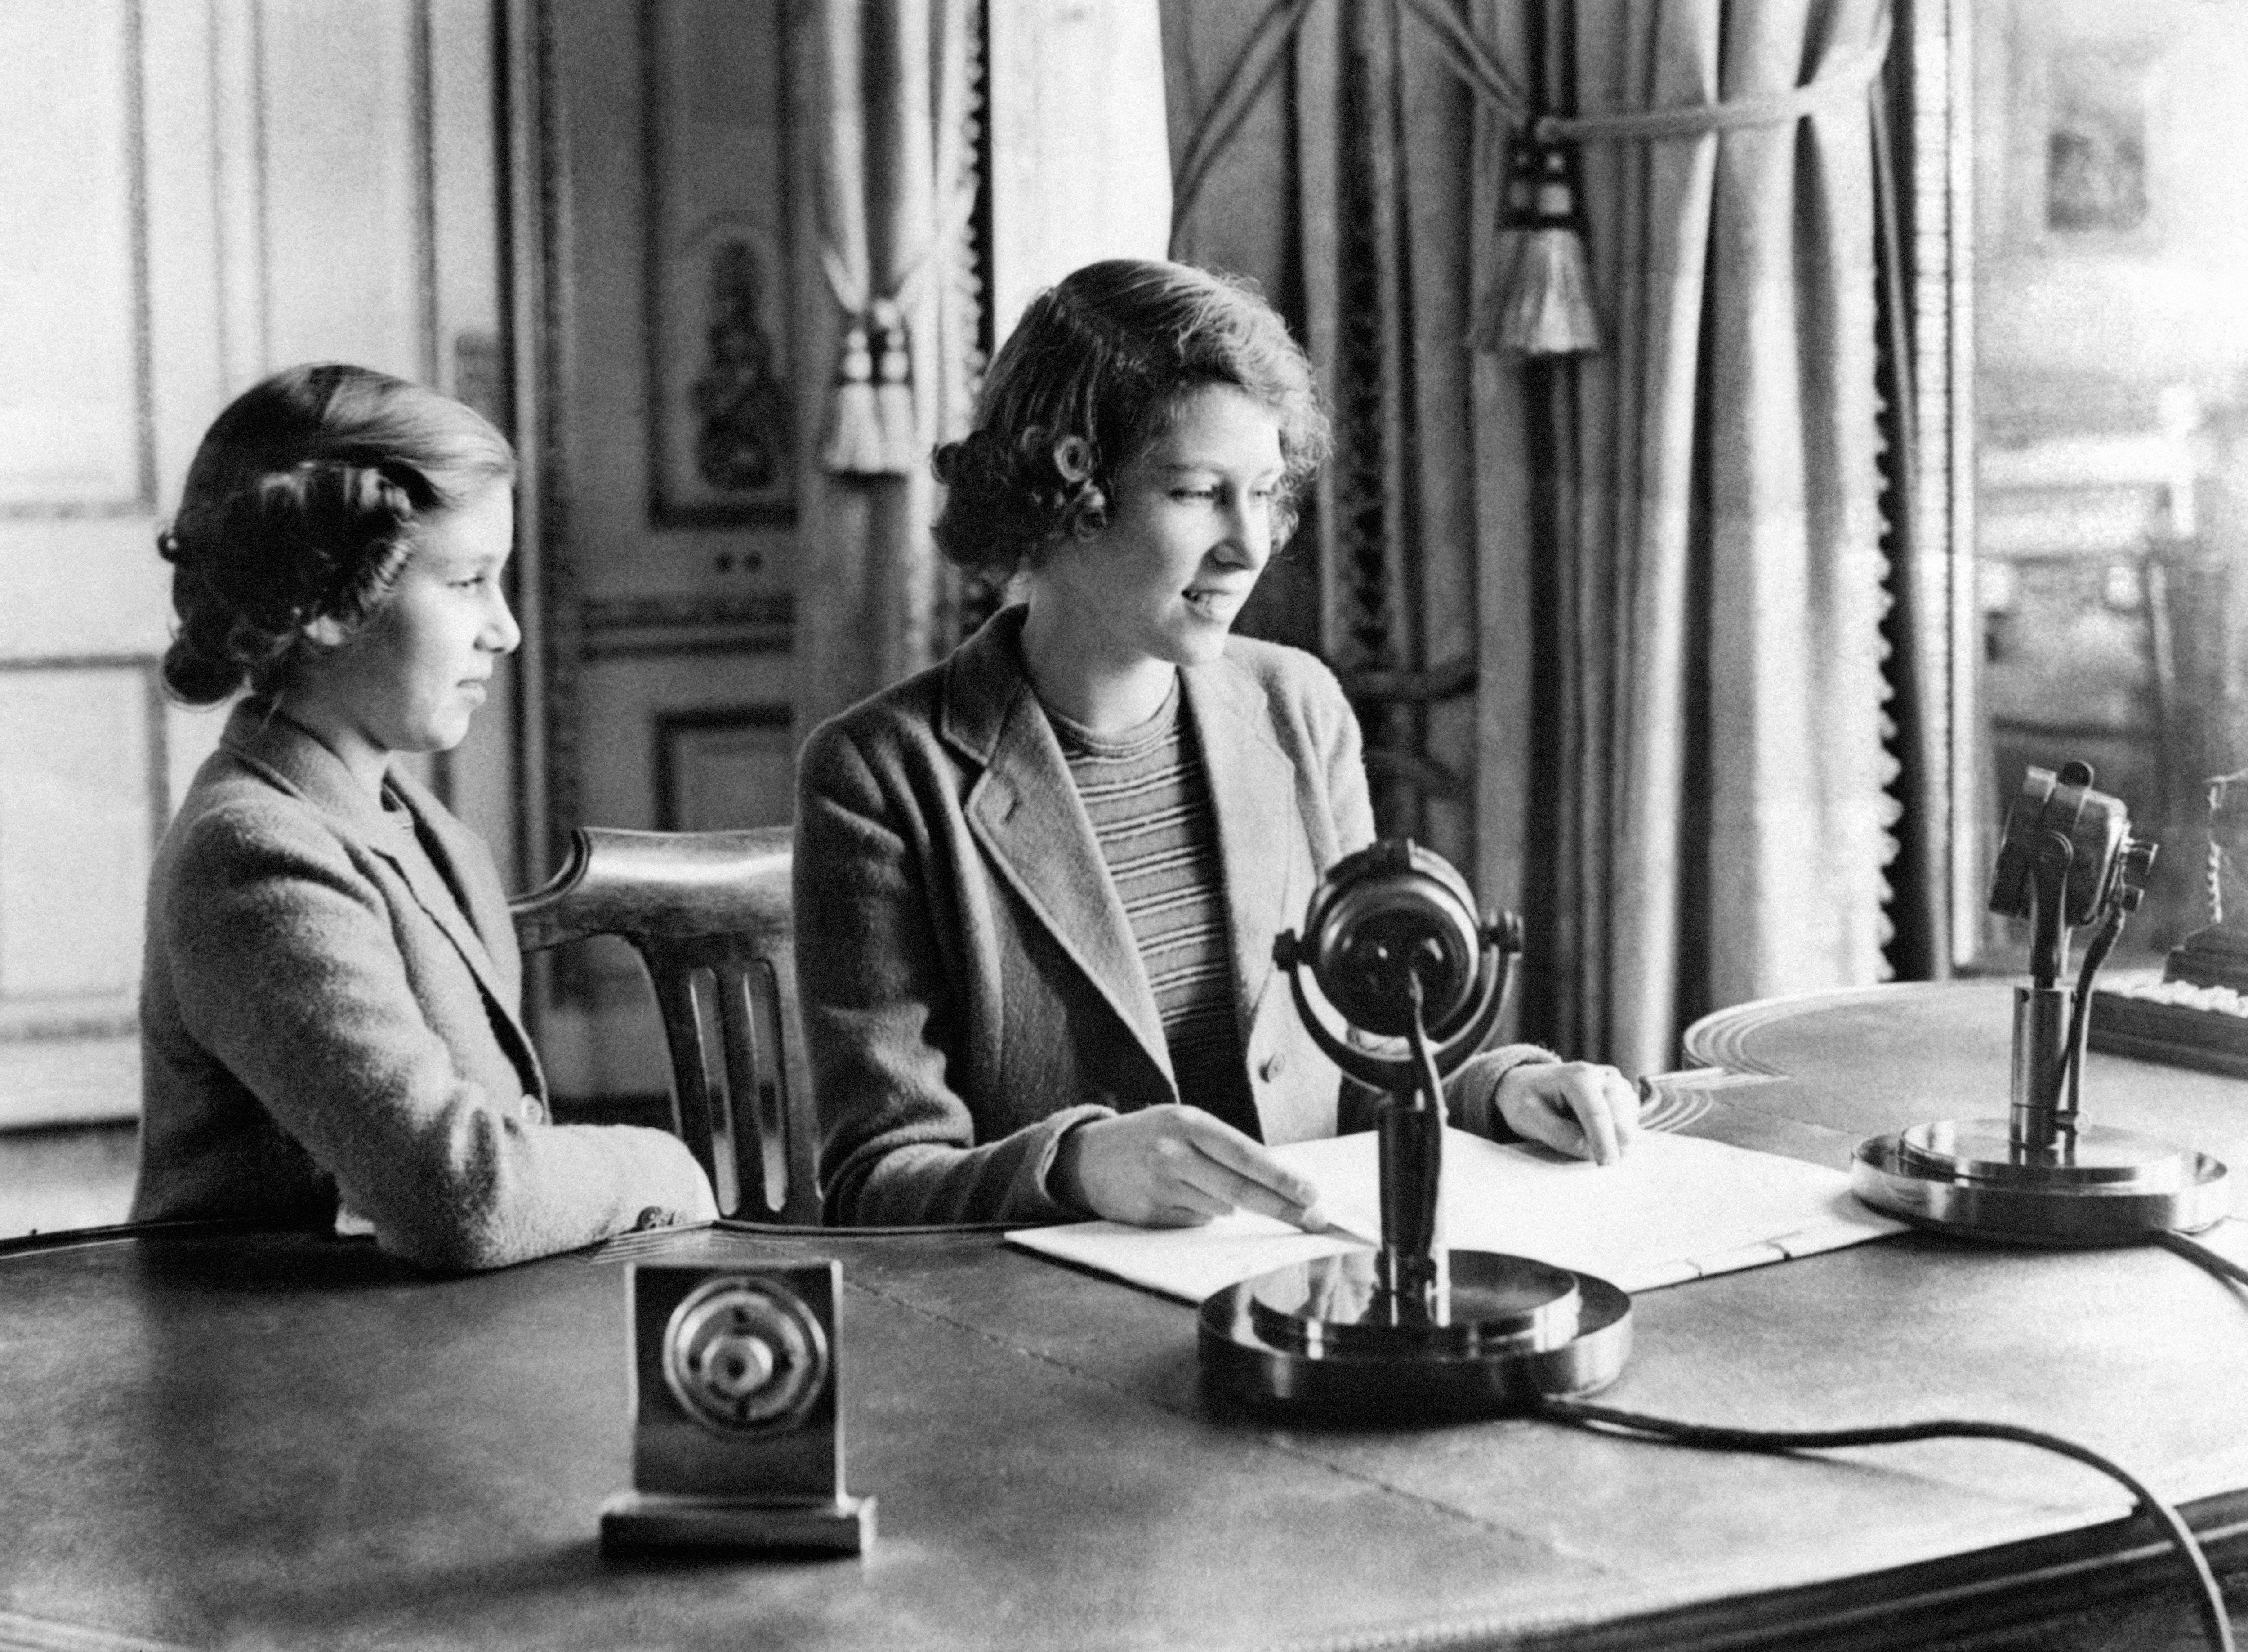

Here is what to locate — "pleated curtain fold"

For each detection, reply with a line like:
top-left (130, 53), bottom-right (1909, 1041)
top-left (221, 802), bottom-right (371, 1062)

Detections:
top-left (1536, 0), bottom-right (1896, 1073)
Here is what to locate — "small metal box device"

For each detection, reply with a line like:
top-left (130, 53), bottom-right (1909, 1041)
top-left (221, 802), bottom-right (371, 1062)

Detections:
top-left (600, 1261), bottom-right (874, 1554)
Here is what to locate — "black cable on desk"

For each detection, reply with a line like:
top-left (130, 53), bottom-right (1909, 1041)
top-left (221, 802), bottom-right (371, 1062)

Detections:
top-left (2159, 1228), bottom-right (2248, 1292)
top-left (1536, 1398), bottom-right (2235, 1652)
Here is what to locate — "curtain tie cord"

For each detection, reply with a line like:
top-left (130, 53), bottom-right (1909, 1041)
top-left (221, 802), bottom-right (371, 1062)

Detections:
top-left (1538, 13), bottom-right (1893, 145)
top-left (1169, 0), bottom-right (1318, 244)
top-left (1395, 0), bottom-right (1890, 145)
top-left (1171, 0), bottom-right (1893, 357)
top-left (1174, 0), bottom-right (1894, 201)
top-left (817, 202), bottom-right (965, 478)
top-left (1427, 2), bottom-right (1893, 358)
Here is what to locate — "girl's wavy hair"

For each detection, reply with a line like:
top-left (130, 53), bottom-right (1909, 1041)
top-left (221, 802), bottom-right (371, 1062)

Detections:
top-left (157, 363), bottom-right (516, 705)
top-left (931, 259), bottom-right (1330, 580)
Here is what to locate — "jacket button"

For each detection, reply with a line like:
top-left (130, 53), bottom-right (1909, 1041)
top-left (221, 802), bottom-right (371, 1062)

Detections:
top-left (1259, 1052), bottom-right (1288, 1083)
top-left (521, 1098), bottom-right (546, 1123)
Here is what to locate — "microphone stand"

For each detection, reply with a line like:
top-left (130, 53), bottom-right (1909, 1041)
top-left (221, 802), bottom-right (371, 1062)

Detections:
top-left (1197, 839), bottom-right (1632, 1419)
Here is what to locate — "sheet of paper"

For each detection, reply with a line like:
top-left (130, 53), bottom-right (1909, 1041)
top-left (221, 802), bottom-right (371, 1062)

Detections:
top-left (1006, 1128), bottom-right (1908, 1304)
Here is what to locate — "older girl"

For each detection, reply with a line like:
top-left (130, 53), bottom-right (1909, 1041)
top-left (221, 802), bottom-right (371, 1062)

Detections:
top-left (133, 363), bottom-right (714, 1270)
top-left (796, 260), bottom-right (1638, 1228)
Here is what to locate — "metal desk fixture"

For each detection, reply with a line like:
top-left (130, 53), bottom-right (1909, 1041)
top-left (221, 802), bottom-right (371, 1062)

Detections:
top-left (1855, 762), bottom-right (2231, 1241)
top-left (1199, 839), bottom-right (1631, 1417)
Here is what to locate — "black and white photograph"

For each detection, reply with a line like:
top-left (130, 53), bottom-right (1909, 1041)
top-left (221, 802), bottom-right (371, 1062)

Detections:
top-left (4, 2), bottom-right (2248, 1649)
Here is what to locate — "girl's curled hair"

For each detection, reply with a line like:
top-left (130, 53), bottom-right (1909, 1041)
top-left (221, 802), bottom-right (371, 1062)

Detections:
top-left (931, 259), bottom-right (1329, 581)
top-left (158, 362), bottom-right (515, 705)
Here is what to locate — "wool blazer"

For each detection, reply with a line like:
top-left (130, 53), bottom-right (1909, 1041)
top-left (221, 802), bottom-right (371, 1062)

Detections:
top-left (796, 606), bottom-right (1545, 1226)
top-left (133, 702), bottom-right (711, 1272)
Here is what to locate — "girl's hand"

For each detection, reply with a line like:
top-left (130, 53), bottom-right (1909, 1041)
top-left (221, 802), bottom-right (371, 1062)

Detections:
top-left (1052, 1105), bottom-right (1326, 1228)
top-left (1494, 1060), bottom-right (1641, 1165)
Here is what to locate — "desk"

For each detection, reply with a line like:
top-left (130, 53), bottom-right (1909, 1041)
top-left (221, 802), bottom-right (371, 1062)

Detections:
top-left (5, 983), bottom-right (2248, 1652)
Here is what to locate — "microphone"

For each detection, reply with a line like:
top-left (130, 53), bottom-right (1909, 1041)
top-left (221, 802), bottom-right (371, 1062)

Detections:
top-left (1271, 839), bottom-right (1519, 1301)
top-left (1853, 762), bottom-right (2226, 1243)
top-left (1198, 838), bottom-right (1630, 1420)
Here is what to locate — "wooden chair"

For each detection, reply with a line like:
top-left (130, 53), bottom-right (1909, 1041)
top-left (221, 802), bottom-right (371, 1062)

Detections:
top-left (509, 826), bottom-right (820, 1225)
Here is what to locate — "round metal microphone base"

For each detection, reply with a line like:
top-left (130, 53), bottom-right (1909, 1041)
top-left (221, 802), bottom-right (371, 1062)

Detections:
top-left (1852, 1120), bottom-right (2230, 1245)
top-left (1198, 1250), bottom-right (1631, 1420)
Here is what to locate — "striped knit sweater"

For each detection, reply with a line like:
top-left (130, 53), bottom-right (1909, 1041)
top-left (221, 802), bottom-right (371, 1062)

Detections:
top-left (1045, 684), bottom-right (1261, 1138)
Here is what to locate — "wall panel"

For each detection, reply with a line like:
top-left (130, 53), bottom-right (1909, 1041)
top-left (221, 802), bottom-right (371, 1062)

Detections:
top-left (0, 0), bottom-right (147, 513)
top-left (0, 664), bottom-right (157, 1024)
top-left (258, 0), bottom-right (430, 380)
top-left (527, 0), bottom-right (810, 1101)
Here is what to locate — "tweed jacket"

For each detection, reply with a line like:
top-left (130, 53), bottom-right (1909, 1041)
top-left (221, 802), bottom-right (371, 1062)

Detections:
top-left (133, 702), bottom-right (711, 1272)
top-left (796, 607), bottom-right (1545, 1226)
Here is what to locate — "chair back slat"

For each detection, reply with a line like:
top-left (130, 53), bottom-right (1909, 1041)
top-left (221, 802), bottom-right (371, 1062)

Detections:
top-left (511, 826), bottom-right (821, 1225)
top-left (646, 962), bottom-right (726, 1198)
top-left (754, 949), bottom-right (820, 1222)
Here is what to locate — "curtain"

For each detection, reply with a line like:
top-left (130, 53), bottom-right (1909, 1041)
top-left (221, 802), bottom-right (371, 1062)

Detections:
top-left (797, 1), bottom-right (1177, 736)
top-left (1165, 0), bottom-right (1909, 1074)
top-left (795, 0), bottom-right (981, 739)
top-left (1167, 0), bottom-right (1488, 883)
top-left (1533, 0), bottom-right (1896, 1073)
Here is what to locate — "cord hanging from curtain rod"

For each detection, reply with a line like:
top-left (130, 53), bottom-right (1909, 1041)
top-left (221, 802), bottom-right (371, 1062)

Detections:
top-left (1169, 0), bottom-right (1319, 250)
top-left (1169, 0), bottom-right (1895, 356)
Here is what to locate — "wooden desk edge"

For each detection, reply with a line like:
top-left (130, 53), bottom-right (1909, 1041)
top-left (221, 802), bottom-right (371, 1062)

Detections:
top-left (1632, 1488), bottom-right (2244, 1651)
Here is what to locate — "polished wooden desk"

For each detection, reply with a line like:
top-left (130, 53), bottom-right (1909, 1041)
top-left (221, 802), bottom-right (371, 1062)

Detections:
top-left (6, 983), bottom-right (2248, 1652)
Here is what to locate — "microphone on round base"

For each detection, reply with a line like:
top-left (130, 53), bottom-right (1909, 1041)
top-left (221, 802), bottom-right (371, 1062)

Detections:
top-left (1851, 763), bottom-right (2228, 1243)
top-left (1197, 839), bottom-right (1630, 1420)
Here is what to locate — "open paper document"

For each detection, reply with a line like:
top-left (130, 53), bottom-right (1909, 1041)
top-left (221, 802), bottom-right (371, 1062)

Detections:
top-left (1006, 1127), bottom-right (1908, 1304)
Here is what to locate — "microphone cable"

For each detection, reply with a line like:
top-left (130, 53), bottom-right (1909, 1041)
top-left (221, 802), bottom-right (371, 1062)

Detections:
top-left (1535, 1398), bottom-right (2235, 1652)
top-left (2158, 1227), bottom-right (2248, 1292)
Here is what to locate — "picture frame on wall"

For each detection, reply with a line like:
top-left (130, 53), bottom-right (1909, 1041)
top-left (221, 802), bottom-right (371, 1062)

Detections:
top-left (2044, 42), bottom-right (2151, 237)
top-left (2009, 29), bottom-right (2165, 257)
top-left (654, 705), bottom-right (794, 834)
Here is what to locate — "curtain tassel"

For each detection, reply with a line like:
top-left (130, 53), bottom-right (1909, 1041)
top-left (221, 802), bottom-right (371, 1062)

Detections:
top-left (821, 320), bottom-right (893, 476)
top-left (1473, 134), bottom-right (1601, 358)
top-left (870, 298), bottom-right (921, 473)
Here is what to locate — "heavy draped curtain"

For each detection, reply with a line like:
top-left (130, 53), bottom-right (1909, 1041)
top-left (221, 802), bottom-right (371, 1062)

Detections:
top-left (1535, 0), bottom-right (1898, 1073)
top-left (1167, 0), bottom-right (1918, 1074)
top-left (794, 0), bottom-right (981, 738)
top-left (795, 1), bottom-right (1177, 737)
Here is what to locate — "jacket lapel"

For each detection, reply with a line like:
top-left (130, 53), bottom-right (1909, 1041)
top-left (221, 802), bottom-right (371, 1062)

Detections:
top-left (220, 705), bottom-right (545, 1099)
top-left (382, 768), bottom-right (546, 1097)
top-left (943, 612), bottom-right (1173, 1086)
top-left (1182, 658), bottom-right (1302, 1041)
top-left (381, 768), bottom-right (516, 988)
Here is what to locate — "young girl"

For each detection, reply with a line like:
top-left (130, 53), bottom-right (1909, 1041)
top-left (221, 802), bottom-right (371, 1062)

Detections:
top-left (133, 363), bottom-right (715, 1271)
top-left (796, 259), bottom-right (1639, 1228)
